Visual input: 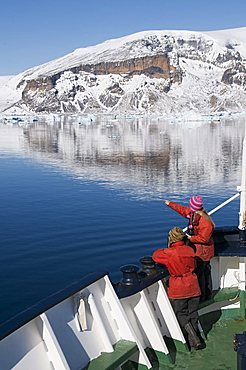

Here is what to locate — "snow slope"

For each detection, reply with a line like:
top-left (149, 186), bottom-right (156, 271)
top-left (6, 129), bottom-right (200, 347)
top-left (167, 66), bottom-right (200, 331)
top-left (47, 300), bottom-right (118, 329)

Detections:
top-left (13, 28), bottom-right (246, 81)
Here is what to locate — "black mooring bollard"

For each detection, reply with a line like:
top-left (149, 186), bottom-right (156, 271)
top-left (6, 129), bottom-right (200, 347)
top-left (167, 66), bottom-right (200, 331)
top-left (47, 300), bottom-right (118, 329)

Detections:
top-left (139, 256), bottom-right (158, 276)
top-left (120, 265), bottom-right (139, 286)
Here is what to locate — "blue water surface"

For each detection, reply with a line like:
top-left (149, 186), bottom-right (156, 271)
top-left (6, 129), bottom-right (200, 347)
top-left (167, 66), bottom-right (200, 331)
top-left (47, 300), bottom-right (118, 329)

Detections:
top-left (0, 116), bottom-right (244, 322)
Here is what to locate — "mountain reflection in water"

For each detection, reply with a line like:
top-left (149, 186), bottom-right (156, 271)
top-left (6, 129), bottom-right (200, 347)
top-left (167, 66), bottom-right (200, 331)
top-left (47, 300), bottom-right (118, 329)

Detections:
top-left (2, 115), bottom-right (244, 199)
top-left (0, 115), bottom-right (245, 322)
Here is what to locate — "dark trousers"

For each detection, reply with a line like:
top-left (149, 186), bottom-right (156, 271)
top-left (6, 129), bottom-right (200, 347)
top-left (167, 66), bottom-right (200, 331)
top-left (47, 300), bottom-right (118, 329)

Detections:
top-left (170, 296), bottom-right (200, 333)
top-left (195, 258), bottom-right (212, 300)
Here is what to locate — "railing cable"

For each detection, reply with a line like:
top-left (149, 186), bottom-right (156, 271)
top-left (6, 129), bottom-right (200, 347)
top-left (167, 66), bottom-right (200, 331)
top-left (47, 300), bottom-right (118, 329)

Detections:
top-left (208, 193), bottom-right (240, 216)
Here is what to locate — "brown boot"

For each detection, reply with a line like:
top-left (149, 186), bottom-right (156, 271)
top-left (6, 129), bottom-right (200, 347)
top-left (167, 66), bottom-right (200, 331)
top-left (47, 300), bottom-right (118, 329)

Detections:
top-left (184, 322), bottom-right (202, 349)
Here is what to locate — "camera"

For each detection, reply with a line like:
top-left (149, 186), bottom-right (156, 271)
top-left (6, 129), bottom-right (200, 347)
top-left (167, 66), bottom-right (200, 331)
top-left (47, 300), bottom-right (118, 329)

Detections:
top-left (186, 227), bottom-right (194, 236)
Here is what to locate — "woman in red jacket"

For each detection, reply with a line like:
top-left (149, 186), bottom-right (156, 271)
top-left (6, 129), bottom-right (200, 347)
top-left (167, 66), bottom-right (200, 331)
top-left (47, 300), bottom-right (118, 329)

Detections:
top-left (152, 227), bottom-right (202, 349)
top-left (164, 196), bottom-right (215, 301)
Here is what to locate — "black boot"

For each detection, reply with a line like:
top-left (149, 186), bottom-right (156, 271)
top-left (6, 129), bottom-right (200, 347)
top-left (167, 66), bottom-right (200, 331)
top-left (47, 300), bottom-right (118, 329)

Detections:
top-left (185, 322), bottom-right (202, 350)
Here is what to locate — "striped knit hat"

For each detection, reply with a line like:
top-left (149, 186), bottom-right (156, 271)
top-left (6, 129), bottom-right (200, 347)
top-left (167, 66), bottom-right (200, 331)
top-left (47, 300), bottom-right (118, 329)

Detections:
top-left (189, 195), bottom-right (203, 212)
top-left (168, 227), bottom-right (185, 247)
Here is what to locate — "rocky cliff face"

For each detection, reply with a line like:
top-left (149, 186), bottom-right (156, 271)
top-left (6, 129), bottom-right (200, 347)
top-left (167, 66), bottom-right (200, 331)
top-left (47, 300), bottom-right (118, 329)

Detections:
top-left (19, 52), bottom-right (182, 113)
top-left (221, 62), bottom-right (246, 87)
top-left (2, 28), bottom-right (246, 115)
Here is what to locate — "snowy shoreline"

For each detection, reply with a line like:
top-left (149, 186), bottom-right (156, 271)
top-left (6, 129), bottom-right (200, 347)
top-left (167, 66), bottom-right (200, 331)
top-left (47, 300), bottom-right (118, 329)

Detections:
top-left (0, 110), bottom-right (245, 127)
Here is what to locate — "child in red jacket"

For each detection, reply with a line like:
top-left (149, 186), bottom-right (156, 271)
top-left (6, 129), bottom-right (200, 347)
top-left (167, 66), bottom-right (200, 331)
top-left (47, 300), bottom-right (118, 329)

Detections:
top-left (164, 196), bottom-right (215, 301)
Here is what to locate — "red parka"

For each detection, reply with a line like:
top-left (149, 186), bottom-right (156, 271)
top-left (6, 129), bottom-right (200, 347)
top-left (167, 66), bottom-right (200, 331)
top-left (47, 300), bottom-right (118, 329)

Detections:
top-left (168, 201), bottom-right (214, 261)
top-left (152, 241), bottom-right (201, 299)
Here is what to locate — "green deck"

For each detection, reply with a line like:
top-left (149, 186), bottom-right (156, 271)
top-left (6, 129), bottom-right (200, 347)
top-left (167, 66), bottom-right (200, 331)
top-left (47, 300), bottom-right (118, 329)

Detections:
top-left (122, 313), bottom-right (246, 370)
top-left (168, 315), bottom-right (245, 370)
top-left (84, 289), bottom-right (246, 370)
top-left (83, 340), bottom-right (138, 370)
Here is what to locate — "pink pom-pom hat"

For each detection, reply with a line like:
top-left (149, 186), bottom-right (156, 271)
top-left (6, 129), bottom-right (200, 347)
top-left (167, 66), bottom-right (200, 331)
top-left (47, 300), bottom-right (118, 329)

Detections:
top-left (189, 196), bottom-right (203, 212)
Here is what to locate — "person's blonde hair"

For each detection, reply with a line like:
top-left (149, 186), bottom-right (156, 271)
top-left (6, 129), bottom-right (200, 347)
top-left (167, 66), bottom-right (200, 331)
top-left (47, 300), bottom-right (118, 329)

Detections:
top-left (197, 209), bottom-right (215, 227)
top-left (168, 227), bottom-right (185, 247)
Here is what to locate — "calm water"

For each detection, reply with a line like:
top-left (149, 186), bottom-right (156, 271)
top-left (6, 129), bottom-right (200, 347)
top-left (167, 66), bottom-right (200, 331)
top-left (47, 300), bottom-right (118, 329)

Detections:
top-left (0, 115), bottom-right (245, 322)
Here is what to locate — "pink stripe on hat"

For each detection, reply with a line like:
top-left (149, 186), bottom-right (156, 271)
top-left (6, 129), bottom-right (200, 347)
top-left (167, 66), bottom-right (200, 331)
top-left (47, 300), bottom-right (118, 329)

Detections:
top-left (189, 196), bottom-right (203, 211)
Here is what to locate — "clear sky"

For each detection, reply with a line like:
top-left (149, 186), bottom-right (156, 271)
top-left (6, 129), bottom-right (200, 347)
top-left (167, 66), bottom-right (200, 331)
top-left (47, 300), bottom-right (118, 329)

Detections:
top-left (1, 0), bottom-right (246, 76)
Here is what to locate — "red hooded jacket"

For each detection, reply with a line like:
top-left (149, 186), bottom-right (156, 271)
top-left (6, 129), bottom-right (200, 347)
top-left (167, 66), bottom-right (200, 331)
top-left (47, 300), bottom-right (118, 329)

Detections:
top-left (152, 241), bottom-right (201, 299)
top-left (168, 201), bottom-right (214, 261)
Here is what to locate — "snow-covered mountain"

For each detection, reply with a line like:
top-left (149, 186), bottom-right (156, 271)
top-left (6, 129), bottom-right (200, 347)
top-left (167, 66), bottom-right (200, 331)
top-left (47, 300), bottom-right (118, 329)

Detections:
top-left (1, 27), bottom-right (246, 115)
